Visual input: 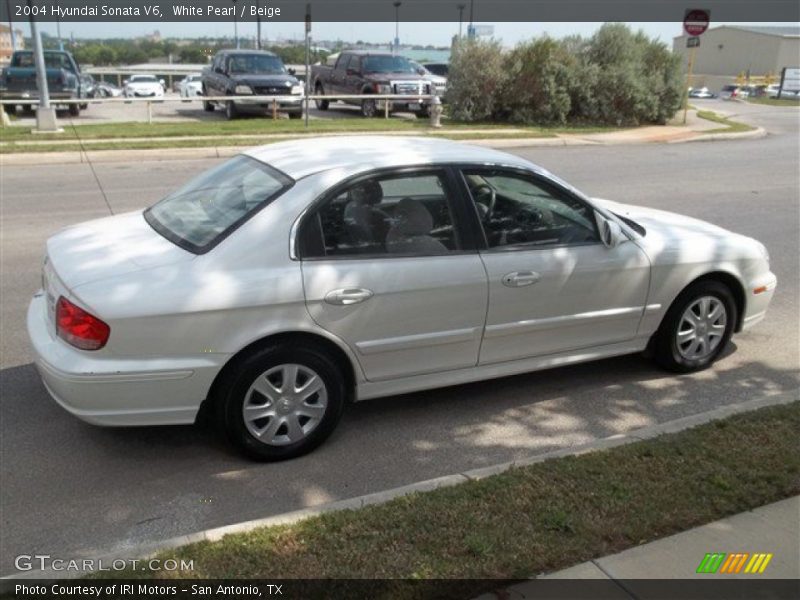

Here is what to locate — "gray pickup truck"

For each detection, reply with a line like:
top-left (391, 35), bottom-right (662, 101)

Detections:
top-left (202, 49), bottom-right (304, 120)
top-left (310, 51), bottom-right (434, 118)
top-left (0, 50), bottom-right (88, 116)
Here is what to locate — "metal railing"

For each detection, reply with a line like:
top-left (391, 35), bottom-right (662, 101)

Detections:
top-left (0, 93), bottom-right (440, 126)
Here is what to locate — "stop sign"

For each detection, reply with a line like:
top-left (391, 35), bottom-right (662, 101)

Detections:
top-left (684, 9), bottom-right (710, 36)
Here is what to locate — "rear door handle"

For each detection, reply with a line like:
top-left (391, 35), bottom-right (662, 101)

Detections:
top-left (324, 288), bottom-right (374, 306)
top-left (502, 271), bottom-right (541, 288)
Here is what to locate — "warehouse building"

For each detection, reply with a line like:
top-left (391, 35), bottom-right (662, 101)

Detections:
top-left (673, 25), bottom-right (800, 91)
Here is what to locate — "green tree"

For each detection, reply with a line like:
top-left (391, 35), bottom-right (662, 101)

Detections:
top-left (446, 38), bottom-right (507, 121)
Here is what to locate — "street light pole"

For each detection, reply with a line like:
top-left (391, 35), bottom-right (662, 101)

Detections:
top-left (28, 0), bottom-right (60, 132)
top-left (256, 0), bottom-right (262, 49)
top-left (468, 0), bottom-right (475, 38)
top-left (55, 0), bottom-right (63, 50)
top-left (232, 0), bottom-right (239, 49)
top-left (457, 4), bottom-right (465, 38)
top-left (393, 1), bottom-right (401, 55)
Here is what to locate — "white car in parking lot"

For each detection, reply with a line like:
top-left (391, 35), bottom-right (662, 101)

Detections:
top-left (123, 74), bottom-right (165, 98)
top-left (27, 137), bottom-right (776, 460)
top-left (178, 74), bottom-right (203, 98)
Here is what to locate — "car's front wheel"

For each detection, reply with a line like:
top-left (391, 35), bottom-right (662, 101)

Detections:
top-left (225, 100), bottom-right (238, 120)
top-left (219, 344), bottom-right (346, 461)
top-left (653, 280), bottom-right (737, 373)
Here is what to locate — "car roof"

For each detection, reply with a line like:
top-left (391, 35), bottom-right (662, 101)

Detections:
top-left (218, 49), bottom-right (279, 57)
top-left (244, 136), bottom-right (538, 180)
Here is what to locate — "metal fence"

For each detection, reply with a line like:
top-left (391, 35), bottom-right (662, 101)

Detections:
top-left (0, 93), bottom-right (441, 126)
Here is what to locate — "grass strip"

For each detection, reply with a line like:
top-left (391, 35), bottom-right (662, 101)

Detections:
top-left (98, 402), bottom-right (799, 594)
top-left (696, 109), bottom-right (756, 134)
top-left (746, 97), bottom-right (800, 107)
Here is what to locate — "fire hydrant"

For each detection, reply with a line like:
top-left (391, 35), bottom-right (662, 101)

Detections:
top-left (429, 95), bottom-right (443, 129)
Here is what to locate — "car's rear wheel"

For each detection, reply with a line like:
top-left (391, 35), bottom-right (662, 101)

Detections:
top-left (68, 103), bottom-right (81, 117)
top-left (218, 344), bottom-right (346, 461)
top-left (653, 280), bottom-right (736, 373)
top-left (315, 84), bottom-right (329, 110)
top-left (4, 104), bottom-right (16, 116)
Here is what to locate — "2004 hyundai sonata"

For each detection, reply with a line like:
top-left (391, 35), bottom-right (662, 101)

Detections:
top-left (27, 137), bottom-right (777, 460)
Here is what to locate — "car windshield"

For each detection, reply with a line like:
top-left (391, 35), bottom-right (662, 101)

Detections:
top-left (144, 156), bottom-right (293, 253)
top-left (132, 76), bottom-right (158, 83)
top-left (228, 54), bottom-right (286, 74)
top-left (363, 55), bottom-right (417, 74)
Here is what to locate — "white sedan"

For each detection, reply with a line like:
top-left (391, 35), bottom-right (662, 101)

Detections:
top-left (27, 137), bottom-right (776, 460)
top-left (178, 74), bottom-right (203, 98)
top-left (123, 74), bottom-right (165, 98)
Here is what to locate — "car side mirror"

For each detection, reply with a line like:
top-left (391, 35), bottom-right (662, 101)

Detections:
top-left (599, 217), bottom-right (624, 249)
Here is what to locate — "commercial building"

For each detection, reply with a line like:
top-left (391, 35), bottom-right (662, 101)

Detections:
top-left (0, 23), bottom-right (25, 63)
top-left (673, 25), bottom-right (800, 91)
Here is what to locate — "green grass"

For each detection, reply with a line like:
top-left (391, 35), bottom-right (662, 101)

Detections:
top-left (96, 402), bottom-right (799, 595)
top-left (747, 96), bottom-right (800, 107)
top-left (696, 109), bottom-right (756, 134)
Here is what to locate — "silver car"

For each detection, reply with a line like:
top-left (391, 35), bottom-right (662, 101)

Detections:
top-left (27, 137), bottom-right (776, 460)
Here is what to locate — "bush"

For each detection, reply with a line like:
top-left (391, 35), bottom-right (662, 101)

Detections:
top-left (499, 38), bottom-right (574, 125)
top-left (446, 39), bottom-right (507, 122)
top-left (448, 24), bottom-right (683, 127)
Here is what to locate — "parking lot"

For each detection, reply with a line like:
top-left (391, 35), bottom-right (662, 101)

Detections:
top-left (0, 102), bottom-right (797, 575)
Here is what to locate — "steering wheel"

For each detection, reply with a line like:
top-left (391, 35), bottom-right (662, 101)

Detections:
top-left (472, 184), bottom-right (496, 221)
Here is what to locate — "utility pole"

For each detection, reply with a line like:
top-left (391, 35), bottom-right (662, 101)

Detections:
top-left (8, 0), bottom-right (17, 51)
top-left (393, 1), bottom-right (401, 55)
top-left (304, 3), bottom-right (311, 128)
top-left (28, 0), bottom-right (60, 132)
top-left (256, 0), bottom-right (261, 49)
top-left (468, 0), bottom-right (475, 38)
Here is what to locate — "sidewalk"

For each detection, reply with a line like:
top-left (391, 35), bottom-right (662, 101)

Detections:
top-left (481, 496), bottom-right (799, 599)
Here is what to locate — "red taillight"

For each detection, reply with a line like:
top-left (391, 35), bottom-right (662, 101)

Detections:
top-left (56, 296), bottom-right (110, 351)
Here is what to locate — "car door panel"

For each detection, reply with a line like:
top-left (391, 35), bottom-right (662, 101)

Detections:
top-left (479, 242), bottom-right (650, 364)
top-left (302, 256), bottom-right (487, 381)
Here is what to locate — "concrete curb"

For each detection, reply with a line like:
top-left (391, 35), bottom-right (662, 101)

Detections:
top-left (668, 126), bottom-right (767, 143)
top-left (3, 390), bottom-right (796, 581)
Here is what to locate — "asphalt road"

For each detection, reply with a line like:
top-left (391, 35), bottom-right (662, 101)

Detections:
top-left (1, 103), bottom-right (798, 575)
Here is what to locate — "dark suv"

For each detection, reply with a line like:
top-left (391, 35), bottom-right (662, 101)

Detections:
top-left (201, 50), bottom-right (304, 119)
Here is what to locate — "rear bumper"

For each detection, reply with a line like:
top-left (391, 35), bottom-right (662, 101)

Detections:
top-left (26, 293), bottom-right (226, 426)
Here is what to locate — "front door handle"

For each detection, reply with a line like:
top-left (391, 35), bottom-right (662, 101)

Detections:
top-left (324, 288), bottom-right (374, 306)
top-left (502, 271), bottom-right (541, 288)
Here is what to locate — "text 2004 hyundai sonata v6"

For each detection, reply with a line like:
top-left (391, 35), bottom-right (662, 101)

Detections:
top-left (27, 137), bottom-right (776, 460)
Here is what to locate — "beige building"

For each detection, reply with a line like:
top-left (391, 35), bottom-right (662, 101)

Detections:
top-left (674, 25), bottom-right (800, 90)
top-left (0, 23), bottom-right (25, 63)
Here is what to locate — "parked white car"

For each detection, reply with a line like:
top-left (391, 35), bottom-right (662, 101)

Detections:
top-left (123, 74), bottom-right (165, 98)
top-left (27, 138), bottom-right (776, 460)
top-left (178, 74), bottom-right (203, 98)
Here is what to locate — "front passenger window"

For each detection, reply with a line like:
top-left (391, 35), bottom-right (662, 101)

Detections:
top-left (463, 170), bottom-right (599, 249)
top-left (300, 171), bottom-right (463, 259)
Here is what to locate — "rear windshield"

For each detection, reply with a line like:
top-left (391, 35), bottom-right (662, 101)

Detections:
top-left (12, 52), bottom-right (72, 70)
top-left (144, 156), bottom-right (293, 254)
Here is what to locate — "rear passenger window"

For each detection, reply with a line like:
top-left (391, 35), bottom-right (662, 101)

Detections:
top-left (300, 171), bottom-right (463, 259)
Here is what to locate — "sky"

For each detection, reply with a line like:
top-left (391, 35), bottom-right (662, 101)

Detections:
top-left (25, 21), bottom-right (789, 46)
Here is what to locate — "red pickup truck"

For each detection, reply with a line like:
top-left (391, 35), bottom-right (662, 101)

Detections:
top-left (310, 51), bottom-right (433, 117)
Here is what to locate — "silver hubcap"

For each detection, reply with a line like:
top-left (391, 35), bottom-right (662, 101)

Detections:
top-left (676, 296), bottom-right (727, 361)
top-left (242, 364), bottom-right (328, 446)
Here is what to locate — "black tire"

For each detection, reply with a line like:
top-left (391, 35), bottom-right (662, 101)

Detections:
top-left (288, 111), bottom-right (302, 119)
top-left (21, 104), bottom-right (34, 115)
top-left (225, 100), bottom-right (238, 120)
top-left (4, 104), bottom-right (16, 116)
top-left (415, 106), bottom-right (430, 119)
top-left (203, 100), bottom-right (215, 112)
top-left (361, 98), bottom-right (377, 118)
top-left (217, 343), bottom-right (346, 461)
top-left (68, 103), bottom-right (81, 117)
top-left (80, 103), bottom-right (88, 110)
top-left (653, 280), bottom-right (737, 373)
top-left (315, 84), bottom-right (329, 110)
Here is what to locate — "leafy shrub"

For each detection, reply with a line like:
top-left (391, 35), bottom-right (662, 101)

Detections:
top-left (446, 38), bottom-right (507, 121)
top-left (448, 24), bottom-right (683, 127)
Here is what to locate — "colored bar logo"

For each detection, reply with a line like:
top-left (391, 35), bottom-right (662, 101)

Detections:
top-left (696, 552), bottom-right (773, 574)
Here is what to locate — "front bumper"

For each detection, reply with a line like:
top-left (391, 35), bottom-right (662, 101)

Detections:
top-left (741, 271), bottom-right (778, 330)
top-left (26, 293), bottom-right (225, 426)
top-left (233, 95), bottom-right (303, 111)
